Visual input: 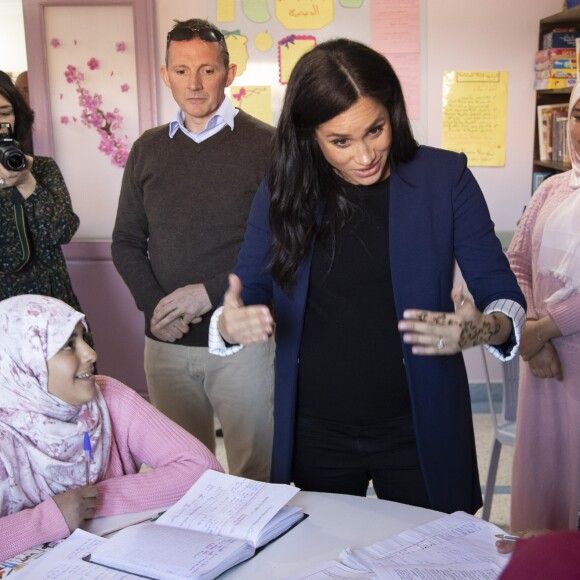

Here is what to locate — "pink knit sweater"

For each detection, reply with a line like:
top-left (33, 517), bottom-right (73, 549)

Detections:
top-left (0, 376), bottom-right (223, 561)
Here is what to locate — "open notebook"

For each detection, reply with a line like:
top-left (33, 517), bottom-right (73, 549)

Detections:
top-left (87, 470), bottom-right (305, 580)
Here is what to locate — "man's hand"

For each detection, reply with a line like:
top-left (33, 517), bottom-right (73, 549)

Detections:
top-left (151, 284), bottom-right (212, 341)
top-left (150, 317), bottom-right (190, 342)
top-left (218, 274), bottom-right (273, 345)
top-left (53, 485), bottom-right (98, 532)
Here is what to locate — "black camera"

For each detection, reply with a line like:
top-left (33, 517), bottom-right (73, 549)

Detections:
top-left (0, 122), bottom-right (26, 171)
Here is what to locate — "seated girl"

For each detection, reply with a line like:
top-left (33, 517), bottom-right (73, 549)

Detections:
top-left (0, 294), bottom-right (223, 560)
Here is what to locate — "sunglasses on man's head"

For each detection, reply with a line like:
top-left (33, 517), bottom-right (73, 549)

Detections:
top-left (166, 27), bottom-right (225, 46)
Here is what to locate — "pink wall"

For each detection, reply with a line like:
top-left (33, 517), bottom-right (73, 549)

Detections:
top-left (426, 0), bottom-right (563, 231)
top-left (63, 241), bottom-right (148, 399)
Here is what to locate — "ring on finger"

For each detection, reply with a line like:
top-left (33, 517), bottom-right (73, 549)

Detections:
top-left (436, 337), bottom-right (445, 350)
top-left (0, 178), bottom-right (5, 186)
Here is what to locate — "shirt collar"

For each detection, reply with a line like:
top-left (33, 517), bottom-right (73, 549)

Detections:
top-left (168, 96), bottom-right (237, 138)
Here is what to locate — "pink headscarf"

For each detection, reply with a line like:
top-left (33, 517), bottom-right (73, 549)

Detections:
top-left (537, 82), bottom-right (580, 304)
top-left (568, 81), bottom-right (580, 189)
top-left (0, 295), bottom-right (111, 516)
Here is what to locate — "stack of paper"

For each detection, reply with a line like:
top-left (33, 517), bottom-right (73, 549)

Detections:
top-left (285, 512), bottom-right (510, 580)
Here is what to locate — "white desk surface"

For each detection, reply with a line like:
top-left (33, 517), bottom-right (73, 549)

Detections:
top-left (221, 491), bottom-right (443, 579)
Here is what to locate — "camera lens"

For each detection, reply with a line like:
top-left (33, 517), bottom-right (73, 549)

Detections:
top-left (0, 145), bottom-right (26, 171)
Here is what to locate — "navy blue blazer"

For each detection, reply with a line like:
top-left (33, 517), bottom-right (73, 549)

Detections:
top-left (233, 146), bottom-right (525, 514)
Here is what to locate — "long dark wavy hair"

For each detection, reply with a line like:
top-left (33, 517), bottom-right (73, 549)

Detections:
top-left (0, 71), bottom-right (34, 152)
top-left (268, 39), bottom-right (418, 293)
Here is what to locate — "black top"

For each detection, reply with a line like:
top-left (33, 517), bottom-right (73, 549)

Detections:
top-left (297, 177), bottom-right (411, 424)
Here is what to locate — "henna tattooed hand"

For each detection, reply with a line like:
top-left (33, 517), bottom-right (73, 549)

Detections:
top-left (397, 282), bottom-right (510, 356)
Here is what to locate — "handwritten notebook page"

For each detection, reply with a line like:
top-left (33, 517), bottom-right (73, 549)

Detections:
top-left (90, 524), bottom-right (253, 580)
top-left (157, 469), bottom-right (300, 546)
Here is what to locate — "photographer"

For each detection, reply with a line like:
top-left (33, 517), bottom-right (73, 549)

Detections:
top-left (0, 72), bottom-right (88, 339)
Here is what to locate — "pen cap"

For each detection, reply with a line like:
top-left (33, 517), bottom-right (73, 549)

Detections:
top-left (83, 431), bottom-right (93, 458)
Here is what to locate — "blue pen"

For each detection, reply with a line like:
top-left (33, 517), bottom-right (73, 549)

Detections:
top-left (83, 432), bottom-right (92, 486)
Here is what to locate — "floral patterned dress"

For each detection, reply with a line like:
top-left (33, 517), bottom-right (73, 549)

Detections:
top-left (0, 156), bottom-right (84, 314)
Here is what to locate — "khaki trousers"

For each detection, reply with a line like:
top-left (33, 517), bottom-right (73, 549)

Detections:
top-left (144, 337), bottom-right (275, 482)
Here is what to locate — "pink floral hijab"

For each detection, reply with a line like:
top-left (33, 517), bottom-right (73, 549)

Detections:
top-left (0, 295), bottom-right (111, 516)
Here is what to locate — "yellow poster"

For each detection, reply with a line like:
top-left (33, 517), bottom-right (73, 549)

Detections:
top-left (442, 71), bottom-right (508, 167)
top-left (224, 31), bottom-right (249, 77)
top-left (230, 85), bottom-right (273, 125)
top-left (278, 35), bottom-right (316, 84)
top-left (216, 0), bottom-right (235, 22)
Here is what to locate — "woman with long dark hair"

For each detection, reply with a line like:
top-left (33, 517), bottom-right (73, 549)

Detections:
top-left (211, 39), bottom-right (526, 514)
top-left (0, 71), bottom-right (86, 325)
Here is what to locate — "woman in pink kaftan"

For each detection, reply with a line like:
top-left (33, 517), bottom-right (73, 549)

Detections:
top-left (508, 82), bottom-right (580, 531)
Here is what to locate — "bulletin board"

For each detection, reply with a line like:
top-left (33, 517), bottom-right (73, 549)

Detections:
top-left (216, 0), bottom-right (423, 128)
top-left (21, 0), bottom-right (427, 239)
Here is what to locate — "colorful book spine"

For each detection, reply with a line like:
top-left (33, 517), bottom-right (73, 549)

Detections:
top-left (535, 69), bottom-right (577, 78)
top-left (533, 171), bottom-right (552, 192)
top-left (534, 77), bottom-right (577, 90)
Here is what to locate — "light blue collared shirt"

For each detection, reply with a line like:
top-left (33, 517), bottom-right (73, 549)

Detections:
top-left (168, 96), bottom-right (238, 143)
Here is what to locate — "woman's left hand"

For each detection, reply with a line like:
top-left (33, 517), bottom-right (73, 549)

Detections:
top-left (397, 282), bottom-right (509, 355)
top-left (519, 319), bottom-right (545, 361)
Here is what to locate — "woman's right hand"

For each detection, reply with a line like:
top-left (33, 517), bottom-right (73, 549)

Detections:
top-left (527, 341), bottom-right (563, 381)
top-left (496, 528), bottom-right (551, 554)
top-left (218, 274), bottom-right (274, 345)
top-left (0, 154), bottom-right (37, 199)
top-left (52, 485), bottom-right (98, 532)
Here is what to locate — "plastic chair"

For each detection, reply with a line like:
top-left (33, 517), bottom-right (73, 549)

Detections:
top-left (480, 346), bottom-right (520, 521)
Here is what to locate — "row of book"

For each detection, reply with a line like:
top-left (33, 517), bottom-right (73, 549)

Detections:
top-left (537, 102), bottom-right (570, 163)
top-left (534, 47), bottom-right (578, 90)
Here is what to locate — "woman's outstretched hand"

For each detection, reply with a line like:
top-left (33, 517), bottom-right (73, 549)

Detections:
top-left (218, 274), bottom-right (274, 345)
top-left (52, 485), bottom-right (98, 532)
top-left (397, 282), bottom-right (512, 355)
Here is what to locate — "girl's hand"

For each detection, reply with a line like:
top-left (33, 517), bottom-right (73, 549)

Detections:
top-left (52, 485), bottom-right (98, 532)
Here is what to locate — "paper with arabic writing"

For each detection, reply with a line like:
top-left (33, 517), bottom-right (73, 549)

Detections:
top-left (442, 71), bottom-right (508, 167)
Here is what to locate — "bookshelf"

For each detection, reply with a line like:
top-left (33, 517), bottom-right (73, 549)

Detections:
top-left (533, 6), bottom-right (580, 178)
